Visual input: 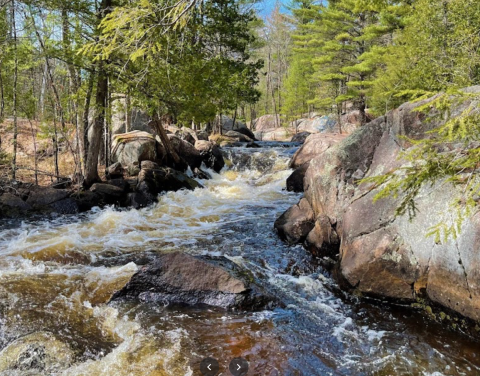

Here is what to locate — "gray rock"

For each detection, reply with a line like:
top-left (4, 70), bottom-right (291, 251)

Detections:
top-left (106, 162), bottom-right (124, 179)
top-left (26, 188), bottom-right (70, 207)
top-left (274, 198), bottom-right (315, 244)
top-left (225, 130), bottom-right (253, 143)
top-left (286, 163), bottom-right (309, 192)
top-left (50, 198), bottom-right (79, 215)
top-left (111, 131), bottom-right (159, 166)
top-left (137, 167), bottom-right (202, 201)
top-left (194, 140), bottom-right (225, 173)
top-left (111, 252), bottom-right (276, 311)
top-left (291, 131), bottom-right (311, 143)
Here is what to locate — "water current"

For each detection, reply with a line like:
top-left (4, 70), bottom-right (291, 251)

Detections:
top-left (0, 143), bottom-right (479, 375)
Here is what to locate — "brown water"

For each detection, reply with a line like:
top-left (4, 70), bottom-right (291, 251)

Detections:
top-left (0, 143), bottom-right (479, 376)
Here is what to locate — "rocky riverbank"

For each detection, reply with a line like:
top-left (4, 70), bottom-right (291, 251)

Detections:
top-left (276, 88), bottom-right (480, 330)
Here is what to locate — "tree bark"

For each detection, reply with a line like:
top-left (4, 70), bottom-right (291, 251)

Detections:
top-left (84, 0), bottom-right (112, 186)
top-left (150, 112), bottom-right (181, 166)
top-left (11, 1), bottom-right (18, 180)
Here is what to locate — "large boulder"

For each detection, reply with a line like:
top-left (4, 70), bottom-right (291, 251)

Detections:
top-left (274, 198), bottom-right (315, 244)
top-left (254, 128), bottom-right (295, 142)
top-left (218, 115), bottom-right (255, 138)
top-left (286, 163), bottom-right (309, 193)
top-left (137, 166), bottom-right (202, 201)
top-left (111, 131), bottom-right (161, 166)
top-left (194, 140), bottom-right (225, 173)
top-left (225, 130), bottom-right (253, 143)
top-left (111, 252), bottom-right (276, 311)
top-left (167, 134), bottom-right (202, 170)
top-left (252, 114), bottom-right (282, 132)
top-left (291, 131), bottom-right (311, 144)
top-left (276, 88), bottom-right (480, 322)
top-left (290, 133), bottom-right (347, 169)
top-left (294, 115), bottom-right (337, 134)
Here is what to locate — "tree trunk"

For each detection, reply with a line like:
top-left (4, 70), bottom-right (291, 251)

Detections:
top-left (84, 0), bottom-right (112, 186)
top-left (0, 58), bottom-right (4, 122)
top-left (151, 112), bottom-right (181, 166)
top-left (82, 70), bottom-right (94, 177)
top-left (28, 119), bottom-right (38, 185)
top-left (85, 62), bottom-right (108, 186)
top-left (11, 1), bottom-right (18, 180)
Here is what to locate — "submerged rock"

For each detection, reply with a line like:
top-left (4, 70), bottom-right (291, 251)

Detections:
top-left (0, 331), bottom-right (74, 374)
top-left (111, 252), bottom-right (276, 311)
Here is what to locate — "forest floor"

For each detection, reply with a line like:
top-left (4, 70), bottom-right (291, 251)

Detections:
top-left (0, 119), bottom-right (81, 186)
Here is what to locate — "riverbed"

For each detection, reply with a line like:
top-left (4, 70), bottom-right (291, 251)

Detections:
top-left (0, 143), bottom-right (479, 375)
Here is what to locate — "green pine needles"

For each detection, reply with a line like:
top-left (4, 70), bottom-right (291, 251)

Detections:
top-left (363, 88), bottom-right (480, 242)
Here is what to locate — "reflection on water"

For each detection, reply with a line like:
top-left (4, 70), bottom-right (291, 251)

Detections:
top-left (0, 142), bottom-right (479, 376)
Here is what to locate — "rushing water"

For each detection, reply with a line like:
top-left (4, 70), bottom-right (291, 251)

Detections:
top-left (0, 142), bottom-right (479, 376)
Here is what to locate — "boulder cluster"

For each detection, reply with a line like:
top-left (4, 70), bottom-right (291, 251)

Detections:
top-left (276, 89), bottom-right (480, 324)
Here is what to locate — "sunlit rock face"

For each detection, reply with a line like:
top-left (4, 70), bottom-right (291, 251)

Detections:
top-left (277, 88), bottom-right (480, 322)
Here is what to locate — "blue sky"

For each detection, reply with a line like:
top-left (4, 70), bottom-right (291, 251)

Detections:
top-left (256, 0), bottom-right (290, 17)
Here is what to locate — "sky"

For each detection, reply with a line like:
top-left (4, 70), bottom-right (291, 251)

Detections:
top-left (256, 0), bottom-right (290, 18)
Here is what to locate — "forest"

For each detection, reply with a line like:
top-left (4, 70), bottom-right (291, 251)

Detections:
top-left (0, 0), bottom-right (479, 187)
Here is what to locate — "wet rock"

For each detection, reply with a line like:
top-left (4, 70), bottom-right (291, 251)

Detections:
top-left (137, 167), bottom-right (202, 200)
top-left (305, 215), bottom-right (340, 258)
top-left (274, 198), bottom-right (315, 244)
top-left (286, 163), bottom-right (309, 192)
top-left (71, 190), bottom-right (101, 212)
top-left (277, 88), bottom-right (480, 322)
top-left (193, 167), bottom-right (212, 180)
top-left (50, 198), bottom-right (79, 215)
top-left (26, 188), bottom-right (70, 208)
top-left (167, 134), bottom-right (202, 170)
top-left (106, 162), bottom-right (124, 179)
top-left (194, 140), bottom-right (225, 173)
top-left (111, 131), bottom-right (159, 166)
top-left (90, 183), bottom-right (126, 205)
top-left (0, 193), bottom-right (32, 216)
top-left (225, 130), bottom-right (254, 143)
top-left (232, 126), bottom-right (256, 141)
top-left (107, 178), bottom-right (130, 193)
top-left (291, 131), bottom-right (311, 144)
top-left (125, 191), bottom-right (152, 209)
top-left (111, 252), bottom-right (276, 311)
top-left (0, 331), bottom-right (74, 374)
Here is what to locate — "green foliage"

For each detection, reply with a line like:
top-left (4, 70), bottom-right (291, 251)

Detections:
top-left (363, 90), bottom-right (480, 242)
top-left (86, 0), bottom-right (262, 126)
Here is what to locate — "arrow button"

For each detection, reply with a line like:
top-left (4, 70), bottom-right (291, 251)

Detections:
top-left (229, 357), bottom-right (249, 376)
top-left (200, 357), bottom-right (219, 376)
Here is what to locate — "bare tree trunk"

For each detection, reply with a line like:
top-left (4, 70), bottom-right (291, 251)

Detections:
top-left (11, 1), bottom-right (18, 180)
top-left (0, 58), bottom-right (4, 122)
top-left (85, 0), bottom-right (112, 186)
top-left (52, 105), bottom-right (60, 180)
top-left (151, 112), bottom-right (181, 165)
top-left (232, 107), bottom-right (237, 133)
top-left (27, 119), bottom-right (38, 184)
top-left (125, 93), bottom-right (131, 133)
top-left (85, 62), bottom-right (108, 186)
top-left (83, 70), bottom-right (94, 175)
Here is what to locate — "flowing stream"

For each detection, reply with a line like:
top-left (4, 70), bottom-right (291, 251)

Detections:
top-left (0, 143), bottom-right (479, 376)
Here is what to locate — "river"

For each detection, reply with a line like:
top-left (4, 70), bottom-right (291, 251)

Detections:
top-left (0, 143), bottom-right (479, 375)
